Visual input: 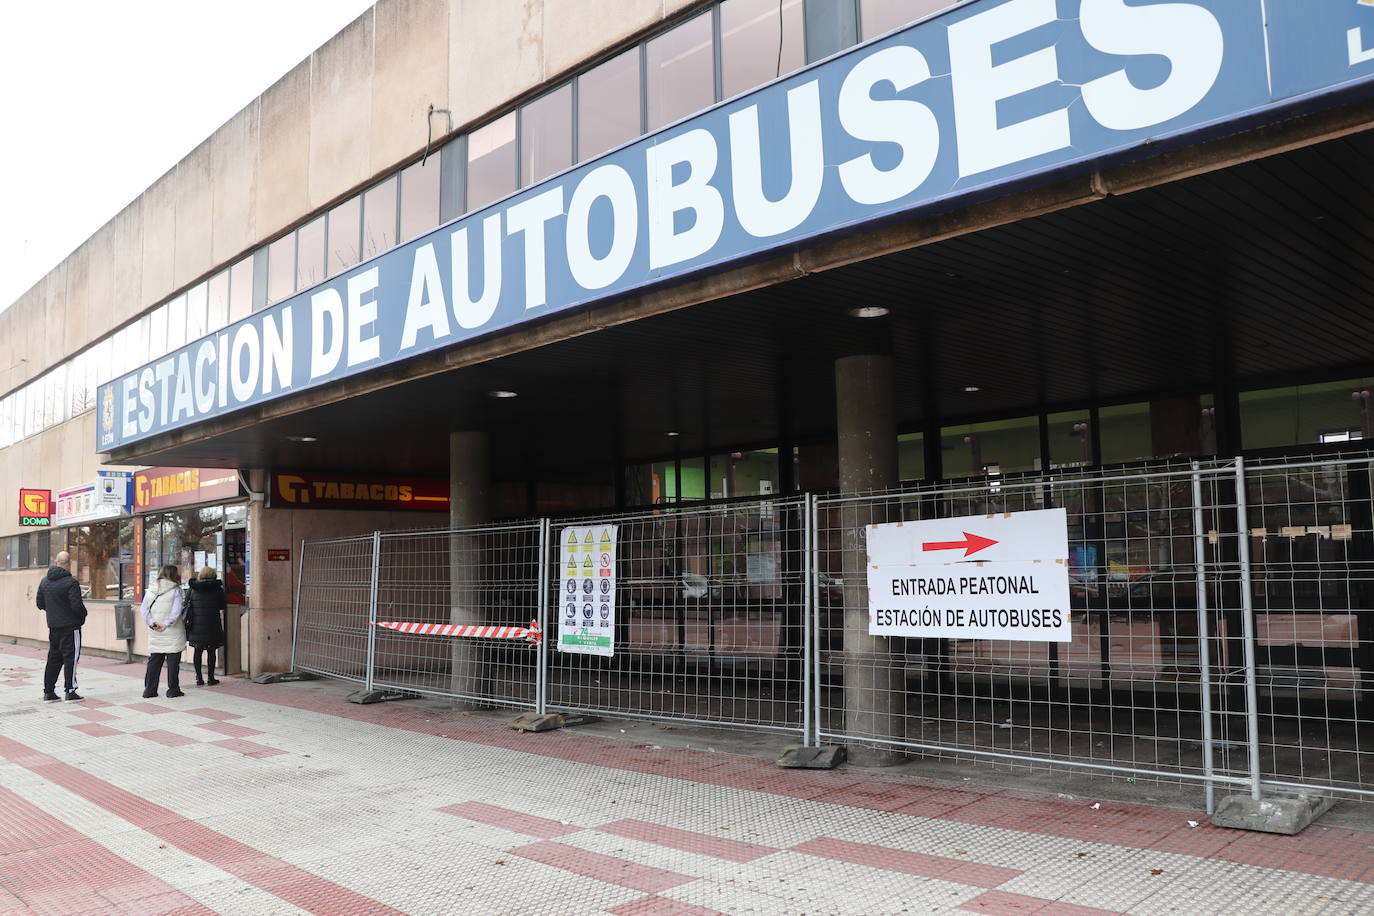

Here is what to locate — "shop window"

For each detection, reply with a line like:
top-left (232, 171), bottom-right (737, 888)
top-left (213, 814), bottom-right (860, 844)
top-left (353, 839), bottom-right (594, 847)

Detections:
top-left (708, 449), bottom-right (779, 498)
top-left (720, 0), bottom-right (805, 98)
top-left (1241, 379), bottom-right (1374, 451)
top-left (207, 269), bottom-right (230, 333)
top-left (678, 457), bottom-right (707, 501)
top-left (466, 113), bottom-right (517, 211)
top-left (326, 196), bottom-right (363, 277)
top-left (941, 415), bottom-right (1040, 478)
top-left (626, 460), bottom-right (677, 505)
top-left (646, 12), bottom-right (715, 130)
top-left (897, 432), bottom-right (924, 482)
top-left (859, 0), bottom-right (959, 39)
top-left (797, 441), bottom-right (838, 490)
top-left (536, 481), bottom-right (616, 514)
top-left (1048, 410), bottom-right (1091, 470)
top-left (399, 156), bottom-right (442, 242)
top-left (1101, 395), bottom-right (1215, 464)
top-left (228, 256), bottom-right (254, 323)
top-left (520, 84), bottom-right (573, 187)
top-left (72, 523), bottom-right (119, 601)
top-left (296, 215), bottom-right (327, 291)
top-left (578, 48), bottom-right (641, 162)
top-left (362, 177), bottom-right (398, 260)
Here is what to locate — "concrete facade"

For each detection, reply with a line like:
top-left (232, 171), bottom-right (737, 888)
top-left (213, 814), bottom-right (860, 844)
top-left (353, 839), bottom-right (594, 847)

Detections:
top-left (0, 0), bottom-right (717, 673)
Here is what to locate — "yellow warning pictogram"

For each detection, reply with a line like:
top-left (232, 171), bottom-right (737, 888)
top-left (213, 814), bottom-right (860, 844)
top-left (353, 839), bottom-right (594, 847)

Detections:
top-left (567, 530), bottom-right (579, 545)
top-left (583, 555), bottom-right (593, 568)
top-left (599, 530), bottom-right (611, 547)
top-left (567, 555), bottom-right (577, 569)
top-left (583, 530), bottom-right (594, 545)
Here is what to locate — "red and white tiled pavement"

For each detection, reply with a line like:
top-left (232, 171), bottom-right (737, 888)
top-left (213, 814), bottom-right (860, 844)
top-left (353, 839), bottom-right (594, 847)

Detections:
top-left (2, 644), bottom-right (1372, 916)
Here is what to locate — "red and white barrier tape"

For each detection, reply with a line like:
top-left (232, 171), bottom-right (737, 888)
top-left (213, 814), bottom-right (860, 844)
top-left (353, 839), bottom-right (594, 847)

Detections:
top-left (372, 620), bottom-right (542, 643)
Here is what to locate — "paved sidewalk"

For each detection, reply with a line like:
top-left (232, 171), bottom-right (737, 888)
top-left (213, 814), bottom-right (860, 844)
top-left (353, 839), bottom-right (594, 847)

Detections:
top-left (1, 645), bottom-right (1372, 916)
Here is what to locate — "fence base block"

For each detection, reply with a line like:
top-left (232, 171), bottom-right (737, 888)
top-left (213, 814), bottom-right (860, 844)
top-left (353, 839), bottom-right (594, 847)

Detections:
top-left (777, 744), bottom-right (847, 769)
top-left (1211, 792), bottom-right (1334, 835)
top-left (346, 687), bottom-right (419, 705)
top-left (508, 712), bottom-right (600, 733)
top-left (250, 671), bottom-right (320, 685)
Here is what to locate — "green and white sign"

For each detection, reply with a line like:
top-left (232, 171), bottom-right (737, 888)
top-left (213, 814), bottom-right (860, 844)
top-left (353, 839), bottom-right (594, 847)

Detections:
top-left (558, 524), bottom-right (618, 657)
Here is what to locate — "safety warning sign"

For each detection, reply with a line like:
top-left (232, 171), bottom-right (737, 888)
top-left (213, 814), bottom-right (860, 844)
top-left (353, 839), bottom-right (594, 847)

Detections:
top-left (558, 525), bottom-right (618, 656)
top-left (866, 508), bottom-right (1071, 642)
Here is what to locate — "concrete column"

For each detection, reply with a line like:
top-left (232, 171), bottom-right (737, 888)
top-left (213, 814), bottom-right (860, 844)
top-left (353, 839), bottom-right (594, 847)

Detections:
top-left (450, 431), bottom-right (490, 705)
top-left (835, 354), bottom-right (907, 766)
top-left (245, 469), bottom-right (291, 676)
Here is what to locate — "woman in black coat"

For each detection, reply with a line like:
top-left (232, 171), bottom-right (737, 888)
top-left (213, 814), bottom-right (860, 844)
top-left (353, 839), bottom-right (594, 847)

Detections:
top-left (185, 567), bottom-right (228, 686)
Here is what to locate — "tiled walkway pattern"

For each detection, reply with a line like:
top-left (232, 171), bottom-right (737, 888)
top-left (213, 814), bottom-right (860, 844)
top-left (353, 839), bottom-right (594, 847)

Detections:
top-left (1, 644), bottom-right (1372, 915)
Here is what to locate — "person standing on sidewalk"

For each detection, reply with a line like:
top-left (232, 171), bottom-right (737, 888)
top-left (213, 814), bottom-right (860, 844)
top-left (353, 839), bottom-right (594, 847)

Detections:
top-left (35, 550), bottom-right (88, 701)
top-left (140, 565), bottom-right (187, 698)
top-left (185, 567), bottom-right (226, 686)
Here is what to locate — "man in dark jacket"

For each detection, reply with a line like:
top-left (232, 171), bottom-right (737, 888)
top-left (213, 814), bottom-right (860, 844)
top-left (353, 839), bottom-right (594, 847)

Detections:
top-left (35, 550), bottom-right (87, 701)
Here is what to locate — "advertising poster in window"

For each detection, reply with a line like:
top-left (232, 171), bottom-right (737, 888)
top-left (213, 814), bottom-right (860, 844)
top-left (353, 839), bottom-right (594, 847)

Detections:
top-left (558, 525), bottom-right (617, 657)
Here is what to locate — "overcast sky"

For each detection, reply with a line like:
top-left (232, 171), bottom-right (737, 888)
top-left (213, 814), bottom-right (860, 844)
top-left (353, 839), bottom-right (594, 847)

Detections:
top-left (0, 0), bottom-right (376, 313)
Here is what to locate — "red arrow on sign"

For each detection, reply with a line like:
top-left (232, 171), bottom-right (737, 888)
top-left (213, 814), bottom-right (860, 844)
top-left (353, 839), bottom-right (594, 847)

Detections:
top-left (922, 532), bottom-right (998, 557)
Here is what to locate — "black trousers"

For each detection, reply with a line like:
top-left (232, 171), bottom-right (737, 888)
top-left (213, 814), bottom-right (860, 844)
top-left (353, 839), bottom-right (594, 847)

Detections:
top-left (44, 627), bottom-right (81, 694)
top-left (193, 646), bottom-right (218, 681)
top-left (143, 652), bottom-right (182, 694)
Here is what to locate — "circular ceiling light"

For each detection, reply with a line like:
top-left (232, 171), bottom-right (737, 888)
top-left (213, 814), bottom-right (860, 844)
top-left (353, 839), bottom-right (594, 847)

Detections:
top-left (666, 431), bottom-right (681, 437)
top-left (488, 390), bottom-right (519, 399)
top-left (962, 386), bottom-right (981, 393)
top-left (848, 306), bottom-right (889, 319)
top-left (286, 435), bottom-right (318, 442)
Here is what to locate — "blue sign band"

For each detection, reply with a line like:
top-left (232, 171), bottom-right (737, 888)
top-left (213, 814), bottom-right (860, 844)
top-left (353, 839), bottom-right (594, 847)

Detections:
top-left (97, 0), bottom-right (1374, 451)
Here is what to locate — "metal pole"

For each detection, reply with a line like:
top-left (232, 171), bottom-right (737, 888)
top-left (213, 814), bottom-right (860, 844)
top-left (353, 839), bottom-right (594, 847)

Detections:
top-left (365, 531), bottom-right (381, 692)
top-left (536, 518), bottom-right (550, 715)
top-left (802, 494), bottom-right (814, 746)
top-left (1191, 462), bottom-right (1218, 815)
top-left (1234, 458), bottom-right (1263, 801)
top-left (290, 538), bottom-right (306, 671)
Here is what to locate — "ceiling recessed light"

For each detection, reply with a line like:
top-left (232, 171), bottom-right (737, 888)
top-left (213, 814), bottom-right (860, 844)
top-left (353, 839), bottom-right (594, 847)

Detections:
top-left (488, 389), bottom-right (519, 399)
top-left (848, 306), bottom-right (889, 319)
top-left (962, 386), bottom-right (981, 393)
top-left (286, 435), bottom-right (317, 442)
top-left (666, 431), bottom-right (681, 437)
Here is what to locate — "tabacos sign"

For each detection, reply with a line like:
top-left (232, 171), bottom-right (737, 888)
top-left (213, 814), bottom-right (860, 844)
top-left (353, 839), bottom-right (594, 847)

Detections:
top-left (96, 0), bottom-right (1374, 452)
top-left (267, 472), bottom-right (449, 511)
top-left (19, 489), bottom-right (52, 527)
top-left (134, 467), bottom-right (241, 512)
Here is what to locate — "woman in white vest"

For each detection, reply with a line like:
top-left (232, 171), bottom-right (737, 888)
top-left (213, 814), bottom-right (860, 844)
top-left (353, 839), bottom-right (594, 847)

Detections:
top-left (140, 564), bottom-right (187, 698)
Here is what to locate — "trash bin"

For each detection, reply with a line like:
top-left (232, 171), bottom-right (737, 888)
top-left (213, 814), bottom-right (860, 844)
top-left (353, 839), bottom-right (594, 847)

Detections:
top-left (113, 602), bottom-right (134, 640)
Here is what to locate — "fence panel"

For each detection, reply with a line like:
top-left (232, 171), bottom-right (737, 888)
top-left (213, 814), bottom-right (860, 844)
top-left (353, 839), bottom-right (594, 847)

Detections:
top-left (814, 464), bottom-right (1251, 793)
top-left (369, 522), bottom-right (543, 708)
top-left (1242, 456), bottom-right (1374, 802)
top-left (544, 497), bottom-right (808, 735)
top-left (292, 536), bottom-right (376, 682)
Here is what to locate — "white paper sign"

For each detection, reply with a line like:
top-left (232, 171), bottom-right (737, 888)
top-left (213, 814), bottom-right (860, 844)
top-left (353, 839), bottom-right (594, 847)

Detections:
top-left (866, 508), bottom-right (1071, 642)
top-left (558, 524), bottom-right (617, 657)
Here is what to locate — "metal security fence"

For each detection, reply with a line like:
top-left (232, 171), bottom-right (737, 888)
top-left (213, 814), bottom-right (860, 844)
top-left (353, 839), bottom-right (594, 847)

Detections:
top-left (292, 535), bottom-right (376, 682)
top-left (369, 522), bottom-right (545, 708)
top-left (542, 498), bottom-right (809, 735)
top-left (292, 454), bottom-right (1374, 808)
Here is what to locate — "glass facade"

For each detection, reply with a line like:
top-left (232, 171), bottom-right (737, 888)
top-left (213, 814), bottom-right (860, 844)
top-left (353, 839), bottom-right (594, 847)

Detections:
top-left (646, 12), bottom-right (715, 131)
top-left (720, 0), bottom-right (805, 98)
top-left (520, 84), bottom-right (573, 186)
top-left (577, 49), bottom-right (641, 162)
top-left (466, 113), bottom-right (517, 210)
